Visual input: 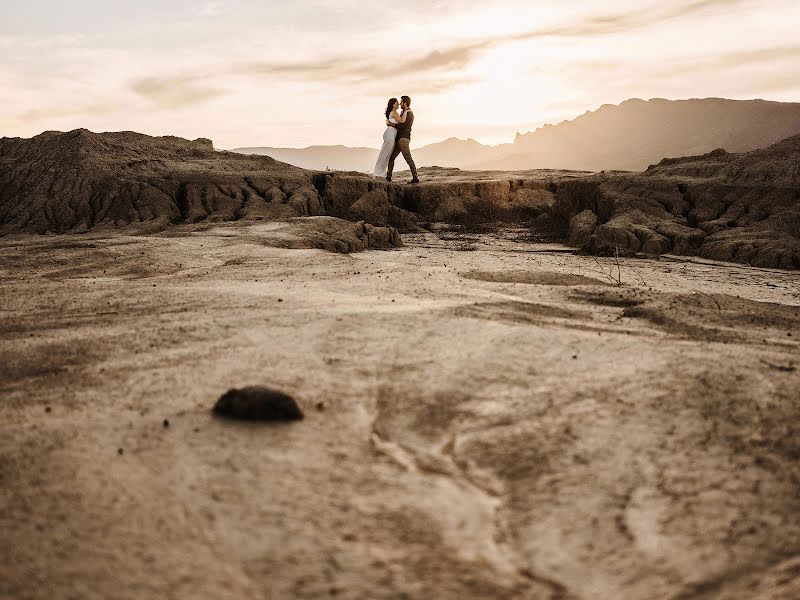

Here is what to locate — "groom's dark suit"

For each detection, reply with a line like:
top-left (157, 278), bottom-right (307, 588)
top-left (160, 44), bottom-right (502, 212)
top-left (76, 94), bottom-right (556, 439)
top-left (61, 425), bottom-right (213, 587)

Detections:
top-left (387, 110), bottom-right (418, 181)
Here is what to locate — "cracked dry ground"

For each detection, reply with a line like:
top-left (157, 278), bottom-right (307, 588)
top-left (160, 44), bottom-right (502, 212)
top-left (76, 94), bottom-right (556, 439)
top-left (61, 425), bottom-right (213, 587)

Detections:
top-left (1, 223), bottom-right (799, 600)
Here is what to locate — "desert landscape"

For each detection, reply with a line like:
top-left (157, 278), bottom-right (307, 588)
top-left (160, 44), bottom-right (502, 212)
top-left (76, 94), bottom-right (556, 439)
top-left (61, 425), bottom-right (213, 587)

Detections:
top-left (1, 128), bottom-right (799, 599)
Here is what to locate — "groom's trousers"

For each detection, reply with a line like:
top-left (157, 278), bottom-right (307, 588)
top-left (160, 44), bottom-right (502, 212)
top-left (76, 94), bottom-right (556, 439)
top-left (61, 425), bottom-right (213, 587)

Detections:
top-left (387, 139), bottom-right (418, 180)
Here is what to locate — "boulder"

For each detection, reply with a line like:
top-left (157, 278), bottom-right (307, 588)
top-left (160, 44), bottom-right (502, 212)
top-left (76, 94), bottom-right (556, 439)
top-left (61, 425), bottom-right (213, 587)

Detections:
top-left (273, 217), bottom-right (402, 253)
top-left (365, 222), bottom-right (403, 249)
top-left (568, 209), bottom-right (598, 247)
top-left (388, 205), bottom-right (419, 232)
top-left (213, 386), bottom-right (304, 421)
top-left (348, 190), bottom-right (390, 226)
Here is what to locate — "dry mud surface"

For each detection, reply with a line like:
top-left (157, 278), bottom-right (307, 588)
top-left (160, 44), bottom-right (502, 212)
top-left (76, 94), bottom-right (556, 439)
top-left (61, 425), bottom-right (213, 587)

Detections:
top-left (1, 224), bottom-right (799, 600)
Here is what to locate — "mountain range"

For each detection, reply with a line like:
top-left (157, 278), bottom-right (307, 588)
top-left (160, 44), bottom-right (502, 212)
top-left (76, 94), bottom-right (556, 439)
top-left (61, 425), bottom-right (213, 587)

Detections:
top-left (233, 98), bottom-right (800, 173)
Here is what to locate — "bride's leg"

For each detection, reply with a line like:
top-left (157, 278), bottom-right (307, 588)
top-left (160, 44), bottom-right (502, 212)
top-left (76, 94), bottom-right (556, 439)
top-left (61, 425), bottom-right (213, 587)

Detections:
top-left (373, 139), bottom-right (391, 177)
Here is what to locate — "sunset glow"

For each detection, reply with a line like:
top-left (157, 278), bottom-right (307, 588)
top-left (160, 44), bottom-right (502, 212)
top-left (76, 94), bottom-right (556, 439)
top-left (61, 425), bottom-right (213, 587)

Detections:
top-left (2, 0), bottom-right (799, 148)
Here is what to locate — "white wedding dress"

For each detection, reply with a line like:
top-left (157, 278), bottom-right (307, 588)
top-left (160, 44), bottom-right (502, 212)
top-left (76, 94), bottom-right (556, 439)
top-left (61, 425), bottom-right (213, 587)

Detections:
top-left (373, 116), bottom-right (398, 178)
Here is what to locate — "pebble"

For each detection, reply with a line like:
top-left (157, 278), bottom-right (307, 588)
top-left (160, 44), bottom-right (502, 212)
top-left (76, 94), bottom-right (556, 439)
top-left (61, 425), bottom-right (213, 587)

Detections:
top-left (213, 386), bottom-right (304, 422)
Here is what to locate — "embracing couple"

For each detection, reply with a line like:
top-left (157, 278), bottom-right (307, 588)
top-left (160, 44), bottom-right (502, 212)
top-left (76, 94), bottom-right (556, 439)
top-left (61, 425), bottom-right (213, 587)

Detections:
top-left (373, 95), bottom-right (419, 184)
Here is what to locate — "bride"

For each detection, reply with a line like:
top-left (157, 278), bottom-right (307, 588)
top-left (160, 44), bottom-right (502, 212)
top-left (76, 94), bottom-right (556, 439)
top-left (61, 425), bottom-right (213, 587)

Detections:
top-left (373, 97), bottom-right (407, 178)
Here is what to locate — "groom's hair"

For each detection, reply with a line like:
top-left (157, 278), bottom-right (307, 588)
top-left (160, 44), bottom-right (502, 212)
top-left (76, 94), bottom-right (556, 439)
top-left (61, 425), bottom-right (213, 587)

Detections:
top-left (401, 95), bottom-right (411, 107)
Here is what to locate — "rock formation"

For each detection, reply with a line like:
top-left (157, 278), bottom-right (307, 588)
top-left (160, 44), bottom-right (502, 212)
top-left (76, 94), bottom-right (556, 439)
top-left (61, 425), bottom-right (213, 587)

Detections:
top-left (553, 135), bottom-right (800, 269)
top-left (0, 129), bottom-right (402, 251)
top-left (2, 129), bottom-right (798, 268)
top-left (313, 168), bottom-right (574, 226)
top-left (0, 129), bottom-right (318, 235)
top-left (213, 386), bottom-right (304, 421)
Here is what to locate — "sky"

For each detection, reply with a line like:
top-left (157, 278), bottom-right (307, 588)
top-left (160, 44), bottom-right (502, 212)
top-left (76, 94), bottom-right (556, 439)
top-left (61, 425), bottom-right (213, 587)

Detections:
top-left (1, 0), bottom-right (799, 149)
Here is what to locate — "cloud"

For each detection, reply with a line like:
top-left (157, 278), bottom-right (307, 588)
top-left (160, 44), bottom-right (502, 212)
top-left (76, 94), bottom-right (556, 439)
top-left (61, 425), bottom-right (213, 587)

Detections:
top-left (668, 44), bottom-right (800, 72)
top-left (130, 75), bottom-right (227, 108)
top-left (243, 58), bottom-right (352, 77)
top-left (399, 42), bottom-right (493, 72)
top-left (196, 2), bottom-right (225, 18)
top-left (374, 0), bottom-right (755, 79)
top-left (2, 102), bottom-right (118, 127)
top-left (124, 0), bottom-right (756, 108)
top-left (515, 0), bottom-right (750, 39)
top-left (412, 75), bottom-right (479, 94)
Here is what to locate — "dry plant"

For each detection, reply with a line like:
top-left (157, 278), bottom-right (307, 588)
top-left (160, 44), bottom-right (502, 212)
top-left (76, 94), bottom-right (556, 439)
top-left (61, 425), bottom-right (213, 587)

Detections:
top-left (580, 244), bottom-right (624, 286)
top-left (577, 244), bottom-right (653, 287)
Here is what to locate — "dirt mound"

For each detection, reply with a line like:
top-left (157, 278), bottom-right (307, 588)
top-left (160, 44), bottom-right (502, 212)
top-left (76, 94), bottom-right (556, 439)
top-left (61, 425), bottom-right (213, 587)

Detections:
top-left (553, 134), bottom-right (800, 269)
top-left (264, 217), bottom-right (402, 252)
top-left (453, 300), bottom-right (581, 325)
top-left (621, 291), bottom-right (800, 343)
top-left (0, 129), bottom-right (321, 235)
top-left (462, 270), bottom-right (608, 286)
top-left (570, 286), bottom-right (800, 344)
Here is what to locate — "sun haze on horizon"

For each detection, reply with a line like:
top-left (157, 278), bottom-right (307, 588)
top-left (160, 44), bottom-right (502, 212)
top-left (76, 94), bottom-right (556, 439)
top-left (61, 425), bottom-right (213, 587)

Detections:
top-left (1, 0), bottom-right (799, 149)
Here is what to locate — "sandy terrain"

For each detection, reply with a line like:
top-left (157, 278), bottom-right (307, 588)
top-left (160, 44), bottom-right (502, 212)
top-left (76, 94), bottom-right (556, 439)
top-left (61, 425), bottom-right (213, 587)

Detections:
top-left (1, 223), bottom-right (799, 600)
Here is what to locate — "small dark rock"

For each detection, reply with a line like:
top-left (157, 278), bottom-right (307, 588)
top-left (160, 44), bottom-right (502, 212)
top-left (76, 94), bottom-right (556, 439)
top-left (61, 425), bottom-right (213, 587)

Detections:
top-left (316, 401), bottom-right (326, 412)
top-left (213, 386), bottom-right (304, 422)
top-left (117, 448), bottom-right (124, 455)
top-left (162, 419), bottom-right (170, 429)
top-left (45, 406), bottom-right (51, 413)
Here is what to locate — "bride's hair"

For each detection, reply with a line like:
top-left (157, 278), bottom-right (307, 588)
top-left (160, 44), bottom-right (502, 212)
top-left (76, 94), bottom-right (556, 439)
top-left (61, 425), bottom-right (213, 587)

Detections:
top-left (385, 98), bottom-right (398, 119)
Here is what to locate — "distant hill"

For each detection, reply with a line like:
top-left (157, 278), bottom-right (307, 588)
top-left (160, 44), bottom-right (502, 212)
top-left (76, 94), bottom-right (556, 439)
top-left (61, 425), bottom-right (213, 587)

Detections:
top-left (232, 145), bottom-right (377, 172)
top-left (415, 138), bottom-right (493, 170)
top-left (231, 138), bottom-right (494, 173)
top-left (489, 97), bottom-right (800, 171)
top-left (233, 98), bottom-right (800, 172)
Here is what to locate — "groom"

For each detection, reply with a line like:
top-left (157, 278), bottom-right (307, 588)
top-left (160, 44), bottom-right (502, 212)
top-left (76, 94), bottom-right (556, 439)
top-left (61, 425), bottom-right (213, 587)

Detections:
top-left (386, 95), bottom-right (419, 184)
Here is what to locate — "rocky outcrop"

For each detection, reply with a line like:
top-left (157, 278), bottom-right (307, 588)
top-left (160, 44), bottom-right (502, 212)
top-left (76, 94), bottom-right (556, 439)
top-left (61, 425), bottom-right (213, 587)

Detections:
top-left (2, 129), bottom-right (798, 268)
top-left (259, 217), bottom-right (402, 253)
top-left (0, 130), bottom-right (402, 251)
top-left (552, 135), bottom-right (800, 269)
top-left (1, 130), bottom-right (569, 239)
top-left (0, 129), bottom-right (323, 235)
top-left (314, 169), bottom-right (567, 226)
top-left (568, 209), bottom-right (598, 248)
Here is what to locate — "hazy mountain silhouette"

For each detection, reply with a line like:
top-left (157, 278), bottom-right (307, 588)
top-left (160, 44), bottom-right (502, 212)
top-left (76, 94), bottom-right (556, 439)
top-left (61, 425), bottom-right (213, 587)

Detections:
top-left (233, 98), bottom-right (800, 173)
top-left (231, 145), bottom-right (377, 172)
top-left (490, 98), bottom-right (800, 171)
top-left (233, 138), bottom-right (495, 173)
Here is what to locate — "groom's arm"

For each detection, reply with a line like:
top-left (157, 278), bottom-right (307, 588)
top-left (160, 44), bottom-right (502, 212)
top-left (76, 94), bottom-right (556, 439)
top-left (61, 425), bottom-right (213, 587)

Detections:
top-left (386, 109), bottom-right (411, 127)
